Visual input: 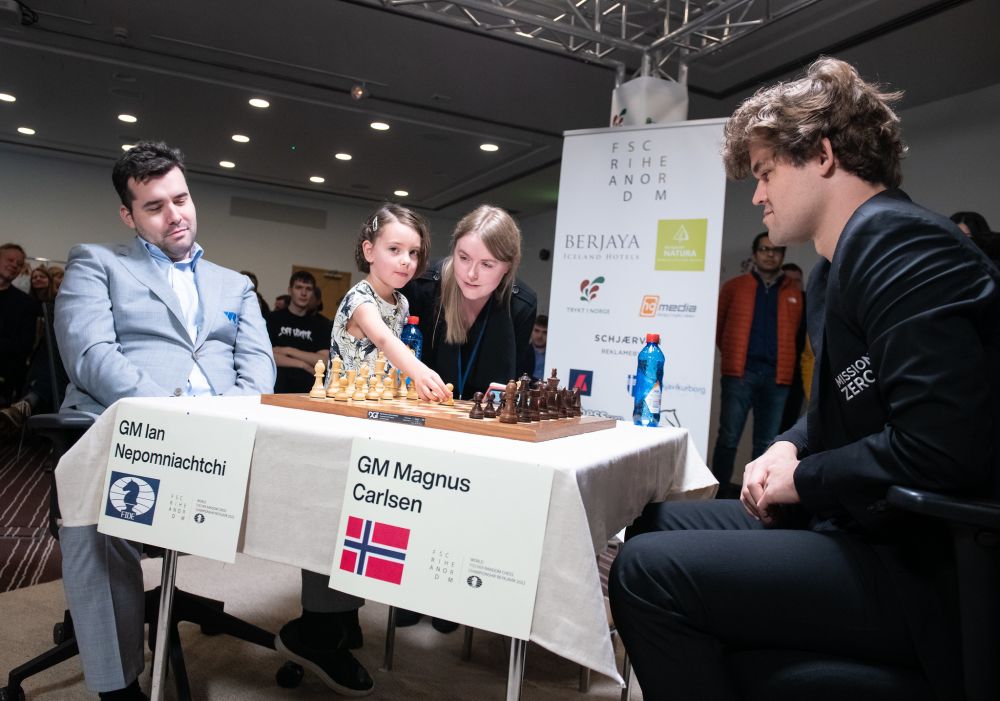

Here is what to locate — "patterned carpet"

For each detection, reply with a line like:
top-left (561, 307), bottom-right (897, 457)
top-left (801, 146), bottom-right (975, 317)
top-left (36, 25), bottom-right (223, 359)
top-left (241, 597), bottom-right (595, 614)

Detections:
top-left (0, 436), bottom-right (62, 593)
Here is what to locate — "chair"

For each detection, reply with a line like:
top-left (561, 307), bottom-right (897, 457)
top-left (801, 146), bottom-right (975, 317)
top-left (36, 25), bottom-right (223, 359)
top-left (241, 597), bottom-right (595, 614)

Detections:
top-left (1, 412), bottom-right (280, 701)
top-left (729, 485), bottom-right (1000, 701)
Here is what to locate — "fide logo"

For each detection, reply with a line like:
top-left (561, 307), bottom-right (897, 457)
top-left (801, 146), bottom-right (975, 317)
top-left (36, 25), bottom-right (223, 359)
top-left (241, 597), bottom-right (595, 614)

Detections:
top-left (104, 471), bottom-right (160, 525)
top-left (466, 575), bottom-right (483, 589)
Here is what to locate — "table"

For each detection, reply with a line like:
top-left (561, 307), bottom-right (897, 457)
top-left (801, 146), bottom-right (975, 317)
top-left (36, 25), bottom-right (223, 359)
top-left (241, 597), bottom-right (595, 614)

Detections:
top-left (56, 395), bottom-right (715, 690)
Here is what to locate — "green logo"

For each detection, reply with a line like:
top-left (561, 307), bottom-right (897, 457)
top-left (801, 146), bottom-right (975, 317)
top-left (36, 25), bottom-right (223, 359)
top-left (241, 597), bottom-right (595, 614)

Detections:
top-left (655, 219), bottom-right (707, 271)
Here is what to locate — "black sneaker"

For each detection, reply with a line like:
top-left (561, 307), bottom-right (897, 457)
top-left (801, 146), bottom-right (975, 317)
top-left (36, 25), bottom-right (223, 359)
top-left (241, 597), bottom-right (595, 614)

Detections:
top-left (393, 608), bottom-right (423, 627)
top-left (431, 617), bottom-right (459, 634)
top-left (276, 618), bottom-right (374, 696)
top-left (337, 609), bottom-right (364, 650)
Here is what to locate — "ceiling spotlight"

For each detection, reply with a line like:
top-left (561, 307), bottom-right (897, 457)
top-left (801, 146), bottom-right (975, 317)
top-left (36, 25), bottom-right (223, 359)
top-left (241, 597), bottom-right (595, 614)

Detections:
top-left (232, 134), bottom-right (250, 143)
top-left (480, 143), bottom-right (499, 152)
top-left (121, 143), bottom-right (135, 151)
top-left (117, 113), bottom-right (138, 123)
top-left (335, 152), bottom-right (352, 161)
top-left (0, 93), bottom-right (15, 103)
top-left (393, 190), bottom-right (409, 197)
top-left (370, 121), bottom-right (390, 131)
top-left (17, 127), bottom-right (35, 135)
top-left (219, 160), bottom-right (236, 169)
top-left (309, 176), bottom-right (326, 184)
top-left (248, 98), bottom-right (270, 109)
top-left (350, 83), bottom-right (368, 100)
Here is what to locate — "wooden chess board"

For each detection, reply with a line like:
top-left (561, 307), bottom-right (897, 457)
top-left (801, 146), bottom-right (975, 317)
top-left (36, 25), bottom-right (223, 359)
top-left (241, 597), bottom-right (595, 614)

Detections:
top-left (260, 393), bottom-right (617, 442)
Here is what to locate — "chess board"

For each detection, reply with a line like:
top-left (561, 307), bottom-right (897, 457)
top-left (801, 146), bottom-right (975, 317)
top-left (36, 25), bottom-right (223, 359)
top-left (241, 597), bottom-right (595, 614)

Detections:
top-left (260, 393), bottom-right (617, 442)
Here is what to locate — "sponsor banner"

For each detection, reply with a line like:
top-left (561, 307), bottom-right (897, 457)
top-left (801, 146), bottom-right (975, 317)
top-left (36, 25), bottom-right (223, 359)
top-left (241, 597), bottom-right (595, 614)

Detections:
top-left (548, 120), bottom-right (727, 456)
top-left (97, 403), bottom-right (256, 562)
top-left (329, 438), bottom-right (554, 639)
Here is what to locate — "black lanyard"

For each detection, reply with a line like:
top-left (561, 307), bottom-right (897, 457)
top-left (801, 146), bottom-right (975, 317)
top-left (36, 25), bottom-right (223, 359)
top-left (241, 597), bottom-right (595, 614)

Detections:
top-left (456, 303), bottom-right (491, 398)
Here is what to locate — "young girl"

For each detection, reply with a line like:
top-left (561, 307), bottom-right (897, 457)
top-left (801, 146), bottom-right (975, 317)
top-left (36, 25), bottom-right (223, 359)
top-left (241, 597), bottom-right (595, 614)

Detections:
top-left (330, 203), bottom-right (451, 401)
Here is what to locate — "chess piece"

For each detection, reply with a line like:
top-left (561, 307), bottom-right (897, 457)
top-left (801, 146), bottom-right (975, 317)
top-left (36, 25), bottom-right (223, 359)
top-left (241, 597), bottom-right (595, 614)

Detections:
top-left (529, 387), bottom-right (541, 421)
top-left (334, 374), bottom-right (349, 401)
top-left (352, 373), bottom-right (367, 401)
top-left (468, 392), bottom-right (485, 419)
top-left (571, 387), bottom-right (582, 417)
top-left (326, 357), bottom-right (343, 398)
top-left (443, 383), bottom-right (455, 406)
top-left (517, 377), bottom-right (532, 423)
top-left (406, 375), bottom-right (418, 400)
top-left (366, 375), bottom-right (381, 400)
top-left (499, 381), bottom-right (519, 423)
top-left (381, 375), bottom-right (395, 400)
top-left (557, 388), bottom-right (569, 418)
top-left (483, 391), bottom-right (497, 419)
top-left (309, 360), bottom-right (327, 398)
top-left (374, 351), bottom-right (386, 377)
top-left (547, 368), bottom-right (559, 392)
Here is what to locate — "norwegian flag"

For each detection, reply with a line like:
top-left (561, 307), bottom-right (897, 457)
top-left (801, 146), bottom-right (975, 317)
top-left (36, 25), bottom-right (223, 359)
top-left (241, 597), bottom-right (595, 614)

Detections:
top-left (339, 516), bottom-right (410, 585)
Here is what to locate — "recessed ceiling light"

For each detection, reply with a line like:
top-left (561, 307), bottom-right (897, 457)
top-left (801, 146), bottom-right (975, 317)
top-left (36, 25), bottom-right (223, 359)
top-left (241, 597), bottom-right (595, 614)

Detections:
top-left (17, 127), bottom-right (35, 135)
top-left (334, 152), bottom-right (352, 161)
top-left (480, 143), bottom-right (500, 152)
top-left (370, 121), bottom-right (390, 131)
top-left (231, 134), bottom-right (250, 143)
top-left (393, 190), bottom-right (409, 197)
top-left (117, 114), bottom-right (138, 123)
top-left (219, 160), bottom-right (236, 169)
top-left (248, 98), bottom-right (270, 109)
top-left (309, 176), bottom-right (325, 184)
top-left (121, 144), bottom-right (135, 151)
top-left (0, 93), bottom-right (15, 103)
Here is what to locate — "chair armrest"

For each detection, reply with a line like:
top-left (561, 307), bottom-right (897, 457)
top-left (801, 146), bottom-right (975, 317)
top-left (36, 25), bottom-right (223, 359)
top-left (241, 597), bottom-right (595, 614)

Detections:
top-left (27, 411), bottom-right (96, 432)
top-left (887, 486), bottom-right (1000, 531)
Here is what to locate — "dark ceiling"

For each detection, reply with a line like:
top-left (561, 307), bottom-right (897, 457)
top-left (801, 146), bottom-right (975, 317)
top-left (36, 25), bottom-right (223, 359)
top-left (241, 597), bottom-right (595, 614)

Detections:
top-left (0, 0), bottom-right (996, 217)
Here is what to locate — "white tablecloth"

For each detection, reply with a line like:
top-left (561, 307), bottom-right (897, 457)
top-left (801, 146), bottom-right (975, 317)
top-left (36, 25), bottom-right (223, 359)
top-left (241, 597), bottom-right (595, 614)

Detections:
top-left (56, 395), bottom-right (715, 683)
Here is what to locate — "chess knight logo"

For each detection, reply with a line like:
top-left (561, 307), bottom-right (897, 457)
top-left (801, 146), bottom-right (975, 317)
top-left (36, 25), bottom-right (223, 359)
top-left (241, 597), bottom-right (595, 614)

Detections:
top-left (579, 276), bottom-right (605, 302)
top-left (569, 369), bottom-right (594, 396)
top-left (104, 471), bottom-right (160, 525)
top-left (340, 516), bottom-right (410, 585)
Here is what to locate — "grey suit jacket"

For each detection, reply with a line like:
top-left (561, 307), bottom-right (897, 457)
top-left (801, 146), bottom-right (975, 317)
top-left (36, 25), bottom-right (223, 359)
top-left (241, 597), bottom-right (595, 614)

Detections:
top-left (55, 237), bottom-right (276, 414)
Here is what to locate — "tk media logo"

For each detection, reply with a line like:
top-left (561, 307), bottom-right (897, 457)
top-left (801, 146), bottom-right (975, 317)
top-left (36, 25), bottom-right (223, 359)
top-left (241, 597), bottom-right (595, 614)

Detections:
top-left (568, 369), bottom-right (594, 396)
top-left (579, 275), bottom-right (605, 302)
top-left (104, 471), bottom-right (160, 525)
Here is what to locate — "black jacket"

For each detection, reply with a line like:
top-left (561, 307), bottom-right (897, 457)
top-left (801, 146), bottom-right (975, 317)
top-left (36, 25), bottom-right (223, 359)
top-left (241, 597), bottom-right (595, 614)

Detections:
top-left (778, 189), bottom-right (1000, 697)
top-left (401, 259), bottom-right (537, 399)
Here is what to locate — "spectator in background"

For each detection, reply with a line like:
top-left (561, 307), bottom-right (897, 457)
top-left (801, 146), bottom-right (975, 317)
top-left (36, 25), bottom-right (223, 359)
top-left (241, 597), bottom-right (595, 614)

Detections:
top-left (241, 269), bottom-right (270, 318)
top-left (267, 270), bottom-right (332, 393)
top-left (778, 263), bottom-right (808, 432)
top-left (12, 255), bottom-right (31, 293)
top-left (951, 211), bottom-right (999, 266)
top-left (0, 244), bottom-right (39, 406)
top-left (712, 233), bottom-right (803, 498)
top-left (30, 265), bottom-right (57, 305)
top-left (307, 285), bottom-right (325, 318)
top-left (273, 294), bottom-right (290, 312)
top-left (48, 265), bottom-right (65, 291)
top-left (531, 314), bottom-right (547, 379)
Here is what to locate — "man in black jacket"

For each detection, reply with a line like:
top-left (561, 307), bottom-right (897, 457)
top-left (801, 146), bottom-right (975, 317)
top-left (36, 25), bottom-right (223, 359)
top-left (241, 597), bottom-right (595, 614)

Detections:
top-left (609, 57), bottom-right (1000, 700)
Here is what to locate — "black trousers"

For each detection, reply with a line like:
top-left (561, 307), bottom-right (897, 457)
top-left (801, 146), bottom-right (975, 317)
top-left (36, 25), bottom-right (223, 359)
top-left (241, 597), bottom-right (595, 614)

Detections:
top-left (608, 500), bottom-right (922, 700)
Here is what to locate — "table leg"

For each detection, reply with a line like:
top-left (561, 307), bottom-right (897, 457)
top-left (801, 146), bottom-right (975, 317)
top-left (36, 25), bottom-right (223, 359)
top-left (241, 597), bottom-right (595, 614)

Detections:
top-left (505, 638), bottom-right (527, 701)
top-left (383, 605), bottom-right (397, 671)
top-left (461, 626), bottom-right (474, 661)
top-left (149, 549), bottom-right (178, 701)
top-left (620, 651), bottom-right (632, 701)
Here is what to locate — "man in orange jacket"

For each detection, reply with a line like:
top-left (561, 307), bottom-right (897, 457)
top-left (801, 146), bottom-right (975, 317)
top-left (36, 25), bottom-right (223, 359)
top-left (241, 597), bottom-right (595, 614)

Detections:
top-left (712, 233), bottom-right (803, 495)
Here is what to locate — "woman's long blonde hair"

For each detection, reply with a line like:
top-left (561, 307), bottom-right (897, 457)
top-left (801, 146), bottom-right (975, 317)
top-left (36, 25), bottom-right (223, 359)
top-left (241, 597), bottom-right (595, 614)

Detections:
top-left (439, 205), bottom-right (522, 345)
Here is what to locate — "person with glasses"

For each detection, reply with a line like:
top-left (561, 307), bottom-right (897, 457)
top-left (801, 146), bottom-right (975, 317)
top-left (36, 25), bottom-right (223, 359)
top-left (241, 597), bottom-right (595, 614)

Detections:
top-left (711, 232), bottom-right (803, 497)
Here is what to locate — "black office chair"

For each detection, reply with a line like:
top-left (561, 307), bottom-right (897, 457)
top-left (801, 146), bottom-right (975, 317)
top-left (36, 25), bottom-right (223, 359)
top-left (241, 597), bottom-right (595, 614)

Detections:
top-left (1, 412), bottom-right (281, 701)
top-left (728, 485), bottom-right (1000, 701)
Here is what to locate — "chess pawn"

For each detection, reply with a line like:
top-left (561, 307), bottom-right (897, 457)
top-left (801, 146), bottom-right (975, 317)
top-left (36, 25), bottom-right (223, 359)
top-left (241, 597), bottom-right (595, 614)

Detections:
top-left (536, 390), bottom-right (549, 420)
top-left (334, 374), bottom-right (350, 401)
top-left (499, 380), bottom-right (519, 424)
top-left (309, 360), bottom-right (327, 398)
top-left (366, 375), bottom-right (381, 400)
top-left (346, 369), bottom-right (357, 393)
top-left (468, 392), bottom-right (485, 420)
top-left (557, 388), bottom-right (570, 418)
top-left (380, 375), bottom-right (395, 400)
top-left (483, 391), bottom-right (497, 419)
top-left (443, 383), bottom-right (455, 406)
top-left (352, 373), bottom-right (367, 401)
top-left (406, 375), bottom-right (418, 400)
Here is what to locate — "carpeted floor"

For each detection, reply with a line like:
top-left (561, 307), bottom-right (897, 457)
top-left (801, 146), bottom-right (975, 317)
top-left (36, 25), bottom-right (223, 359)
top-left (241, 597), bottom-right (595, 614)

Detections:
top-left (0, 435), bottom-right (62, 593)
top-left (0, 553), bottom-right (640, 700)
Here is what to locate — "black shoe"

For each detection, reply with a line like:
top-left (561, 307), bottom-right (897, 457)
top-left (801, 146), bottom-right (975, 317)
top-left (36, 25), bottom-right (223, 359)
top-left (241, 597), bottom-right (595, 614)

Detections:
top-left (394, 608), bottom-right (423, 627)
top-left (431, 617), bottom-right (459, 634)
top-left (98, 680), bottom-right (148, 700)
top-left (276, 619), bottom-right (374, 697)
top-left (337, 609), bottom-right (364, 650)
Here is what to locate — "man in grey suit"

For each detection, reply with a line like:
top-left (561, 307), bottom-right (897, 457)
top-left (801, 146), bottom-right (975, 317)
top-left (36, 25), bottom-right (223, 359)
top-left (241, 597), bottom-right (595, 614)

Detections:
top-left (56, 142), bottom-right (373, 699)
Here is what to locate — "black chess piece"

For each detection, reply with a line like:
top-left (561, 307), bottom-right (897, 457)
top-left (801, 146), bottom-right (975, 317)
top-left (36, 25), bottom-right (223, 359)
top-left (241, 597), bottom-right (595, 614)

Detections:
top-left (529, 387), bottom-right (541, 422)
top-left (483, 392), bottom-right (497, 419)
top-left (469, 391), bottom-right (485, 419)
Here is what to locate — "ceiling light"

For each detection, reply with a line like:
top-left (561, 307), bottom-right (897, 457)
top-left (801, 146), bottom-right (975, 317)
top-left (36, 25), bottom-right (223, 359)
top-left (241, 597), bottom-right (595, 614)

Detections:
top-left (121, 144), bottom-right (135, 151)
top-left (480, 143), bottom-right (500, 152)
top-left (117, 113), bottom-right (138, 123)
top-left (309, 176), bottom-right (325, 184)
top-left (219, 160), bottom-right (236, 169)
top-left (231, 134), bottom-right (250, 143)
top-left (248, 98), bottom-right (270, 109)
top-left (370, 121), bottom-right (390, 131)
top-left (335, 152), bottom-right (352, 161)
top-left (351, 84), bottom-right (368, 100)
top-left (393, 190), bottom-right (409, 197)
top-left (0, 93), bottom-right (15, 103)
top-left (17, 127), bottom-right (35, 135)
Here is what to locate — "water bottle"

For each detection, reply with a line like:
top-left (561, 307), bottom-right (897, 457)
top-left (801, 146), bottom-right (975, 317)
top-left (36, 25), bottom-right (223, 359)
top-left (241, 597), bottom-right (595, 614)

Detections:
top-left (401, 316), bottom-right (423, 360)
top-left (632, 333), bottom-right (665, 427)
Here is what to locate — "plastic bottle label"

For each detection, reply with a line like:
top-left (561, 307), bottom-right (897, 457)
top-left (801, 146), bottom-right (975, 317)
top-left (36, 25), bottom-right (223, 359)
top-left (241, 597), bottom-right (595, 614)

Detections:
top-left (644, 382), bottom-right (662, 414)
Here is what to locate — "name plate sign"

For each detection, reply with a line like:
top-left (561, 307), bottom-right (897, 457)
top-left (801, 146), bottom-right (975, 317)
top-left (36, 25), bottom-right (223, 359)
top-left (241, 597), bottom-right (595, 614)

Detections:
top-left (97, 403), bottom-right (256, 562)
top-left (329, 438), bottom-right (554, 639)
